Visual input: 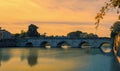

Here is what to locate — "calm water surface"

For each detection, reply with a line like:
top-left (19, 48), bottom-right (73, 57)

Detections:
top-left (0, 48), bottom-right (120, 71)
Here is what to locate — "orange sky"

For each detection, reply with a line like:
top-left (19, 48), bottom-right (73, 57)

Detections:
top-left (0, 0), bottom-right (119, 37)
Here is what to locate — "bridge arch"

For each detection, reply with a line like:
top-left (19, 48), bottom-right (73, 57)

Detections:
top-left (57, 41), bottom-right (71, 48)
top-left (25, 42), bottom-right (33, 47)
top-left (40, 41), bottom-right (51, 48)
top-left (99, 42), bottom-right (112, 53)
top-left (79, 41), bottom-right (91, 48)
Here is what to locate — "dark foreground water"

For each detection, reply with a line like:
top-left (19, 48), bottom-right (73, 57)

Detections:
top-left (0, 48), bottom-right (120, 71)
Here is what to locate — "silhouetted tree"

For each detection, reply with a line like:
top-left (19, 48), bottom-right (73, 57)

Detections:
top-left (67, 31), bottom-right (82, 38)
top-left (13, 33), bottom-right (20, 38)
top-left (20, 30), bottom-right (27, 37)
top-left (67, 31), bottom-right (98, 38)
top-left (111, 21), bottom-right (120, 38)
top-left (88, 33), bottom-right (98, 38)
top-left (26, 24), bottom-right (40, 37)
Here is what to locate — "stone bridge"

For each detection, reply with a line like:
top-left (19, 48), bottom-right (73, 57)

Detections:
top-left (16, 37), bottom-right (113, 48)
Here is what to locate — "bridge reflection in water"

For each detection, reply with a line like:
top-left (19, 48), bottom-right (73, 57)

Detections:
top-left (0, 46), bottom-right (120, 71)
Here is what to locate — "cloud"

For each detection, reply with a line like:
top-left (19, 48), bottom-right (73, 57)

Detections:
top-left (0, 0), bottom-right (117, 37)
top-left (13, 21), bottom-right (93, 26)
top-left (31, 0), bottom-right (106, 12)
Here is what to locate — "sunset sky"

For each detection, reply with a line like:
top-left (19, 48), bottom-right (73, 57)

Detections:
top-left (0, 0), bottom-right (119, 37)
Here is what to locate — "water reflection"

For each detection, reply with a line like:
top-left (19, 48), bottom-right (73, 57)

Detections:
top-left (101, 43), bottom-right (112, 53)
top-left (110, 56), bottom-right (120, 71)
top-left (0, 48), bottom-right (119, 71)
top-left (0, 49), bottom-right (11, 67)
top-left (21, 48), bottom-right (38, 67)
top-left (27, 49), bottom-right (38, 66)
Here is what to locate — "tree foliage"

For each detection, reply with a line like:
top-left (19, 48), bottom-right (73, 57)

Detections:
top-left (111, 21), bottom-right (120, 38)
top-left (67, 31), bottom-right (98, 38)
top-left (67, 31), bottom-right (82, 38)
top-left (20, 30), bottom-right (27, 37)
top-left (88, 33), bottom-right (98, 38)
top-left (26, 24), bottom-right (40, 37)
top-left (95, 0), bottom-right (120, 28)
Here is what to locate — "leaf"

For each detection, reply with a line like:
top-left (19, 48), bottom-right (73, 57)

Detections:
top-left (95, 15), bottom-right (98, 19)
top-left (118, 15), bottom-right (120, 20)
top-left (117, 9), bottom-right (119, 14)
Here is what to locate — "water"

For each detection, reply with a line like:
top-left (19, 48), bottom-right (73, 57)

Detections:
top-left (0, 48), bottom-right (120, 71)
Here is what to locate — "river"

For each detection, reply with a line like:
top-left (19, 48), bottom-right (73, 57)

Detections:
top-left (0, 48), bottom-right (120, 71)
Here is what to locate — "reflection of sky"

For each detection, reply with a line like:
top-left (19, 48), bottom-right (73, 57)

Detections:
top-left (101, 43), bottom-right (112, 53)
top-left (0, 48), bottom-right (119, 71)
top-left (0, 0), bottom-right (118, 37)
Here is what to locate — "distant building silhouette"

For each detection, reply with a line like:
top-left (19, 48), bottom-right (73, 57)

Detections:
top-left (0, 28), bottom-right (12, 39)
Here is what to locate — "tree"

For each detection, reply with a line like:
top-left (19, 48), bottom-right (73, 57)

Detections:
top-left (111, 21), bottom-right (120, 38)
top-left (95, 0), bottom-right (120, 28)
top-left (88, 33), bottom-right (98, 38)
top-left (67, 31), bottom-right (98, 38)
top-left (26, 24), bottom-right (40, 37)
top-left (13, 33), bottom-right (20, 38)
top-left (67, 31), bottom-right (82, 38)
top-left (20, 30), bottom-right (27, 37)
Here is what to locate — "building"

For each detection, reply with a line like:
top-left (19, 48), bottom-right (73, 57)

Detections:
top-left (0, 28), bottom-right (12, 39)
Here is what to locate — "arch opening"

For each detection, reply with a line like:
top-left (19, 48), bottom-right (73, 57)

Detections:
top-left (25, 42), bottom-right (33, 47)
top-left (40, 41), bottom-right (51, 48)
top-left (79, 42), bottom-right (91, 48)
top-left (57, 41), bottom-right (71, 49)
top-left (100, 42), bottom-right (112, 53)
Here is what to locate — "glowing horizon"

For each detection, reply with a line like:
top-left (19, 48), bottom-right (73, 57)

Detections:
top-left (0, 0), bottom-right (119, 37)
